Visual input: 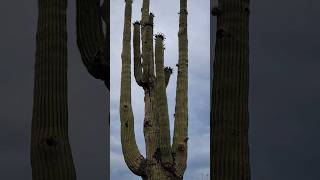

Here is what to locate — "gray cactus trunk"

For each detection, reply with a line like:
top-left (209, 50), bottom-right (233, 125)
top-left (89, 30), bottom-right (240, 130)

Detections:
top-left (211, 0), bottom-right (251, 179)
top-left (120, 0), bottom-right (188, 179)
top-left (31, 0), bottom-right (76, 179)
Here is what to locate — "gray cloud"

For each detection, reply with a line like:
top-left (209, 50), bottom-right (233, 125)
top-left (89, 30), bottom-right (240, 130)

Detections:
top-left (245, 0), bottom-right (320, 179)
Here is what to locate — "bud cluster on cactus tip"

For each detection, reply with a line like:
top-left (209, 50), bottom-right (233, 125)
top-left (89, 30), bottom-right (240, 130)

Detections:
top-left (164, 67), bottom-right (173, 74)
top-left (133, 21), bottom-right (141, 25)
top-left (155, 33), bottom-right (165, 40)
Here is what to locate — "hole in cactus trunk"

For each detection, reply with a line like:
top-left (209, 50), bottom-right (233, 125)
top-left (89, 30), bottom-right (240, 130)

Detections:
top-left (46, 137), bottom-right (58, 147)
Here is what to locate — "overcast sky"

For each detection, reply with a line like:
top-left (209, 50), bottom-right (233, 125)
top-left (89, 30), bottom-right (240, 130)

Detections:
top-left (110, 0), bottom-right (210, 179)
top-left (246, 1), bottom-right (320, 179)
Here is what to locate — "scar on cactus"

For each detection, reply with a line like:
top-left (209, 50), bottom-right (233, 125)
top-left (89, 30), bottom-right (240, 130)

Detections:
top-left (120, 0), bottom-right (189, 179)
top-left (211, 7), bottom-right (221, 16)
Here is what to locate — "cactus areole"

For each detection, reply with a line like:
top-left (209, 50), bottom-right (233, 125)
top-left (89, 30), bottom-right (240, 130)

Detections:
top-left (31, 0), bottom-right (76, 179)
top-left (211, 0), bottom-right (251, 179)
top-left (120, 0), bottom-right (189, 179)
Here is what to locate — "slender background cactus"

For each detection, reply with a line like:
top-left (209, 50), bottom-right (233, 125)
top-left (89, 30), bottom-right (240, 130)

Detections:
top-left (119, 0), bottom-right (188, 179)
top-left (76, 0), bottom-right (109, 89)
top-left (211, 0), bottom-right (251, 179)
top-left (75, 0), bottom-right (110, 172)
top-left (31, 0), bottom-right (77, 179)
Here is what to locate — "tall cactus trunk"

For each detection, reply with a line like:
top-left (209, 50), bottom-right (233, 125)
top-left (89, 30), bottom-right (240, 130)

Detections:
top-left (31, 0), bottom-right (76, 179)
top-left (120, 0), bottom-right (188, 179)
top-left (211, 0), bottom-right (251, 179)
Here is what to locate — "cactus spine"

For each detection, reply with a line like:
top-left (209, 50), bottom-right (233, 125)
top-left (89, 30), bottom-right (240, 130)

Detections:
top-left (120, 0), bottom-right (188, 179)
top-left (31, 0), bottom-right (76, 179)
top-left (76, 0), bottom-right (109, 88)
top-left (211, 0), bottom-right (251, 179)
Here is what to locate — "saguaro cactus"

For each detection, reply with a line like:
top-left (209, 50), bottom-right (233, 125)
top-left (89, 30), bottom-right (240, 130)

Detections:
top-left (76, 0), bottom-right (109, 88)
top-left (120, 0), bottom-right (188, 179)
top-left (31, 0), bottom-right (76, 179)
top-left (211, 0), bottom-right (251, 179)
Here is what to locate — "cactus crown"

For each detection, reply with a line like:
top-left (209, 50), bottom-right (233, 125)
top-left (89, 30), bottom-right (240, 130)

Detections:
top-left (155, 33), bottom-right (165, 40)
top-left (133, 21), bottom-right (141, 25)
top-left (164, 67), bottom-right (173, 74)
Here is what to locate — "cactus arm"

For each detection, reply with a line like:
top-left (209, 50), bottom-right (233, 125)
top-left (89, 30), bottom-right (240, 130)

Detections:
top-left (31, 0), bottom-right (76, 179)
top-left (164, 67), bottom-right (173, 87)
top-left (133, 22), bottom-right (144, 86)
top-left (120, 0), bottom-right (146, 176)
top-left (148, 14), bottom-right (155, 79)
top-left (140, 0), bottom-right (151, 83)
top-left (154, 35), bottom-right (174, 168)
top-left (141, 0), bottom-right (150, 24)
top-left (142, 13), bottom-right (155, 84)
top-left (172, 0), bottom-right (188, 177)
top-left (76, 0), bottom-right (109, 88)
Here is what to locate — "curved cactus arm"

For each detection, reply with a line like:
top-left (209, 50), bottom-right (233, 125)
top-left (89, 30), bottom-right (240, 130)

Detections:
top-left (172, 0), bottom-right (188, 177)
top-left (76, 0), bottom-right (109, 88)
top-left (154, 34), bottom-right (174, 169)
top-left (119, 100), bottom-right (146, 176)
top-left (164, 67), bottom-right (173, 87)
top-left (133, 21), bottom-right (144, 86)
top-left (120, 0), bottom-right (146, 176)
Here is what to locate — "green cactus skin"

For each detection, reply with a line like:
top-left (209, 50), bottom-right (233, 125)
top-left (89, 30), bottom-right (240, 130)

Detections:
top-left (172, 0), bottom-right (189, 177)
top-left (76, 0), bottom-right (109, 89)
top-left (120, 0), bottom-right (188, 179)
top-left (211, 0), bottom-right (251, 179)
top-left (31, 0), bottom-right (77, 179)
top-left (120, 0), bottom-right (146, 176)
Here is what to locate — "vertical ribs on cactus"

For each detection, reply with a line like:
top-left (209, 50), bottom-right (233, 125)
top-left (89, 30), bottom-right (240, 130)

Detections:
top-left (31, 0), bottom-right (77, 179)
top-left (76, 0), bottom-right (110, 88)
top-left (211, 0), bottom-right (251, 179)
top-left (120, 0), bottom-right (189, 179)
